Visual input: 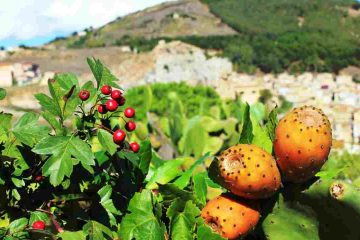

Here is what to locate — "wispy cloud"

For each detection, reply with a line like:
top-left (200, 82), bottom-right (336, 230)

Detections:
top-left (0, 0), bottom-right (171, 47)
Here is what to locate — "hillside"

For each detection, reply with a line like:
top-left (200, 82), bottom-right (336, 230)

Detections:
top-left (43, 0), bottom-right (360, 74)
top-left (7, 0), bottom-right (360, 74)
top-left (47, 0), bottom-right (236, 49)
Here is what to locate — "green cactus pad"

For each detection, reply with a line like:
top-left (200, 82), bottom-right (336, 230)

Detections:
top-left (302, 180), bottom-right (360, 240)
top-left (262, 196), bottom-right (319, 240)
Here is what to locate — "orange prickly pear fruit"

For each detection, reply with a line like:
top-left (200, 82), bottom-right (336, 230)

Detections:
top-left (274, 105), bottom-right (332, 182)
top-left (201, 194), bottom-right (260, 239)
top-left (211, 144), bottom-right (281, 199)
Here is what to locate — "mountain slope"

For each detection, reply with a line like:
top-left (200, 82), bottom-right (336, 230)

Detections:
top-left (47, 0), bottom-right (236, 49)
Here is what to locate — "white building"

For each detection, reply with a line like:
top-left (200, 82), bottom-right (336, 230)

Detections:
top-left (145, 41), bottom-right (232, 86)
top-left (0, 63), bottom-right (13, 87)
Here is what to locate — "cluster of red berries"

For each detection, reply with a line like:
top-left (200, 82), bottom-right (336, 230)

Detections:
top-left (112, 107), bottom-right (139, 153)
top-left (78, 85), bottom-right (140, 153)
top-left (97, 85), bottom-right (125, 113)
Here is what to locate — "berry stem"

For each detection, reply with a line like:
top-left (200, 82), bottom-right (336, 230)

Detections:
top-left (90, 96), bottom-right (107, 115)
top-left (50, 215), bottom-right (64, 233)
top-left (94, 123), bottom-right (114, 134)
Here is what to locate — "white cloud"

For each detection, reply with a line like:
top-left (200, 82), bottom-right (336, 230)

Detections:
top-left (0, 0), bottom-right (172, 41)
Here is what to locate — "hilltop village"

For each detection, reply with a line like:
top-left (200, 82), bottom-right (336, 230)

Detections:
top-left (0, 41), bottom-right (359, 151)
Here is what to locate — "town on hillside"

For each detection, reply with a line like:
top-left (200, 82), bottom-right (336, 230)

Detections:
top-left (0, 41), bottom-right (359, 152)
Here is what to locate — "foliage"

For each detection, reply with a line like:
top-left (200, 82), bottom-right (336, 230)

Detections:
top-left (125, 82), bottom-right (222, 120)
top-left (0, 59), bottom-right (360, 239)
top-left (112, 0), bottom-right (360, 73)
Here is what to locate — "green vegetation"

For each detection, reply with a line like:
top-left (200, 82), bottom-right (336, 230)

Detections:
top-left (51, 0), bottom-right (360, 73)
top-left (200, 0), bottom-right (360, 73)
top-left (126, 82), bottom-right (222, 120)
top-left (0, 59), bottom-right (360, 239)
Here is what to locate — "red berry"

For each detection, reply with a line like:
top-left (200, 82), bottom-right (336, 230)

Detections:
top-left (32, 221), bottom-right (46, 230)
top-left (113, 130), bottom-right (126, 144)
top-left (125, 121), bottom-right (136, 132)
top-left (117, 96), bottom-right (126, 106)
top-left (35, 175), bottom-right (43, 182)
top-left (101, 85), bottom-right (112, 95)
top-left (130, 142), bottom-right (140, 153)
top-left (124, 107), bottom-right (135, 118)
top-left (79, 90), bottom-right (90, 101)
top-left (106, 99), bottom-right (118, 112)
top-left (111, 90), bottom-right (122, 100)
top-left (98, 104), bottom-right (107, 114)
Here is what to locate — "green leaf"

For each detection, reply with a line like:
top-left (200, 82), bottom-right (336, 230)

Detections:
top-left (166, 200), bottom-right (200, 240)
top-left (29, 211), bottom-right (49, 225)
top-left (3, 139), bottom-right (29, 176)
top-left (120, 190), bottom-right (166, 240)
top-left (11, 177), bottom-right (25, 188)
top-left (173, 153), bottom-right (210, 189)
top-left (33, 136), bottom-right (95, 186)
top-left (197, 218), bottom-right (226, 240)
top-left (41, 111), bottom-right (63, 135)
top-left (87, 58), bottom-right (120, 89)
top-left (239, 103), bottom-right (253, 144)
top-left (251, 114), bottom-right (273, 153)
top-left (137, 140), bottom-right (152, 176)
top-left (63, 86), bottom-right (81, 120)
top-left (97, 129), bottom-right (118, 155)
top-left (94, 151), bottom-right (110, 166)
top-left (8, 218), bottom-right (28, 235)
top-left (83, 221), bottom-right (114, 240)
top-left (146, 158), bottom-right (185, 189)
top-left (178, 116), bottom-right (207, 158)
top-left (12, 189), bottom-right (21, 201)
top-left (68, 137), bottom-right (95, 167)
top-left (266, 107), bottom-right (278, 142)
top-left (58, 231), bottom-right (86, 240)
top-left (55, 73), bottom-right (79, 90)
top-left (98, 185), bottom-right (121, 227)
top-left (35, 93), bottom-right (61, 116)
top-left (158, 184), bottom-right (195, 204)
top-left (12, 112), bottom-right (50, 147)
top-left (315, 166), bottom-right (347, 180)
top-left (44, 75), bottom-right (80, 121)
top-left (32, 136), bottom-right (68, 154)
top-left (0, 113), bottom-right (12, 142)
top-left (0, 113), bottom-right (12, 130)
top-left (118, 150), bottom-right (139, 165)
top-left (42, 148), bottom-right (72, 186)
top-left (0, 88), bottom-right (6, 100)
top-left (250, 102), bottom-right (266, 121)
top-left (193, 172), bottom-right (208, 207)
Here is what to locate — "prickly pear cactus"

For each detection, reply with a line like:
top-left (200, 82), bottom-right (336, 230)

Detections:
top-left (262, 195), bottom-right (320, 240)
top-left (301, 179), bottom-right (360, 240)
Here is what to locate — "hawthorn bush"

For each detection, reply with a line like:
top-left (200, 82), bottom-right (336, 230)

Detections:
top-left (0, 58), bottom-right (152, 239)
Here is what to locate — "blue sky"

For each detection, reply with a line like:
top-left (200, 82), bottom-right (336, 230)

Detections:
top-left (0, 0), bottom-right (171, 49)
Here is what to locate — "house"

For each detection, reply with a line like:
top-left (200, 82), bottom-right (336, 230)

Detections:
top-left (330, 105), bottom-right (353, 143)
top-left (216, 73), bottom-right (264, 103)
top-left (145, 41), bottom-right (232, 86)
top-left (297, 72), bottom-right (314, 86)
top-left (0, 63), bottom-right (13, 87)
top-left (12, 62), bottom-right (41, 86)
top-left (336, 75), bottom-right (354, 87)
